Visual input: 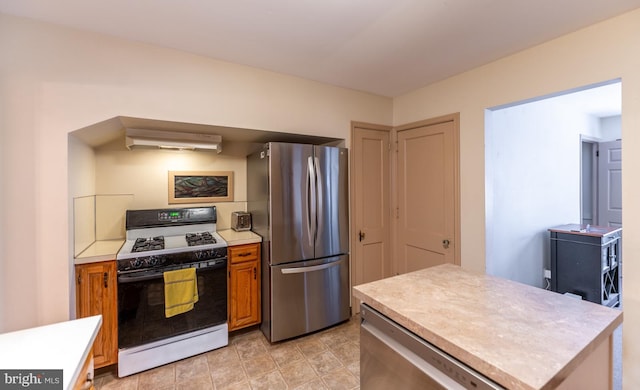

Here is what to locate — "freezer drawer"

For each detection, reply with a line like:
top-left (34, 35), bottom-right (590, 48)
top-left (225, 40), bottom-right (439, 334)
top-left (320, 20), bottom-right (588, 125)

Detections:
top-left (267, 255), bottom-right (350, 342)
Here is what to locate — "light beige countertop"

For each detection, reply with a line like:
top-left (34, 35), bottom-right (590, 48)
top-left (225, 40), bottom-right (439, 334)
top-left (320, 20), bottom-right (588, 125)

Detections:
top-left (0, 315), bottom-right (102, 390)
top-left (218, 229), bottom-right (262, 246)
top-left (75, 240), bottom-right (123, 264)
top-left (353, 264), bottom-right (623, 389)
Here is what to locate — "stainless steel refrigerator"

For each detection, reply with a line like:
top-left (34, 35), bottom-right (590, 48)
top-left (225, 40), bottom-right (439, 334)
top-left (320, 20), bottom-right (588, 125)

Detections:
top-left (247, 142), bottom-right (350, 342)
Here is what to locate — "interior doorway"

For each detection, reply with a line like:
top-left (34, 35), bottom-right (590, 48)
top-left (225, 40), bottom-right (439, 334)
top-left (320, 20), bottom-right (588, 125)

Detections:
top-left (485, 79), bottom-right (622, 390)
top-left (581, 137), bottom-right (623, 227)
top-left (485, 79), bottom-right (621, 288)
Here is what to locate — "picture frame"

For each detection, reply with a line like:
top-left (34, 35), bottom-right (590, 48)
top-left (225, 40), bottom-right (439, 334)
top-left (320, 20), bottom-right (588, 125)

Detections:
top-left (168, 171), bottom-right (234, 204)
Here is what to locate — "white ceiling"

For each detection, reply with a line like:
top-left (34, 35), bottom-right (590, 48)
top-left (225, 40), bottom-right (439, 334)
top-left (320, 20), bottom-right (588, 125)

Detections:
top-left (1, 0), bottom-right (639, 97)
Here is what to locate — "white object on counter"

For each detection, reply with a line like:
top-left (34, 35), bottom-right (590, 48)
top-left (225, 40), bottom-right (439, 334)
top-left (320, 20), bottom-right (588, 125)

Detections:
top-left (0, 315), bottom-right (102, 390)
top-left (218, 229), bottom-right (262, 246)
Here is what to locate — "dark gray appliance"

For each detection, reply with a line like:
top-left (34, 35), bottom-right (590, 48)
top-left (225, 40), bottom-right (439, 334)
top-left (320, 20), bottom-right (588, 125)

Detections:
top-left (549, 224), bottom-right (622, 307)
top-left (360, 304), bottom-right (504, 390)
top-left (247, 142), bottom-right (350, 342)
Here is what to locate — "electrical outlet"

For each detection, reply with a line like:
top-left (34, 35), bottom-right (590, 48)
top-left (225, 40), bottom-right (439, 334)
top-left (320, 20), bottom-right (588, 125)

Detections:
top-left (544, 269), bottom-right (551, 279)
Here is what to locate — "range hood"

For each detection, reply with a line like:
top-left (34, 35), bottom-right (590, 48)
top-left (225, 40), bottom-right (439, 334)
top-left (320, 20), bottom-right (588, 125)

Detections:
top-left (125, 128), bottom-right (222, 153)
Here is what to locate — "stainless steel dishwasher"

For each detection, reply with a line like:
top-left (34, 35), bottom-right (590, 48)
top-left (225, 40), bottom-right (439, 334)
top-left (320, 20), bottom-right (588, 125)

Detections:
top-left (360, 304), bottom-right (504, 390)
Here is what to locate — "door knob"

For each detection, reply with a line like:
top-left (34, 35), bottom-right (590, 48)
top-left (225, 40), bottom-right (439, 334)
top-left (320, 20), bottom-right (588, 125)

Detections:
top-left (359, 231), bottom-right (366, 242)
top-left (442, 239), bottom-right (450, 249)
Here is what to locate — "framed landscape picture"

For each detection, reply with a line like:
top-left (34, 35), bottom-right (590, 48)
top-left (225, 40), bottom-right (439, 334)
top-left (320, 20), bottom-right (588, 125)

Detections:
top-left (168, 171), bottom-right (234, 204)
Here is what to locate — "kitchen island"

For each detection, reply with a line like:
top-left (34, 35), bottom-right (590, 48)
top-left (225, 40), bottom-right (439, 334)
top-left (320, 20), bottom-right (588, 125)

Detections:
top-left (353, 264), bottom-right (622, 389)
top-left (0, 315), bottom-right (102, 390)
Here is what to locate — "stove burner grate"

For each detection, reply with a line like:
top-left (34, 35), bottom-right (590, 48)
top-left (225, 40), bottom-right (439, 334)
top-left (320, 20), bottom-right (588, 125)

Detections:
top-left (186, 232), bottom-right (216, 246)
top-left (132, 236), bottom-right (165, 252)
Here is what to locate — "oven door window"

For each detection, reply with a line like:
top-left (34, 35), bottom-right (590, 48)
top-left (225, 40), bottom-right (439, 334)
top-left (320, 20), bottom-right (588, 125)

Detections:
top-left (118, 264), bottom-right (227, 349)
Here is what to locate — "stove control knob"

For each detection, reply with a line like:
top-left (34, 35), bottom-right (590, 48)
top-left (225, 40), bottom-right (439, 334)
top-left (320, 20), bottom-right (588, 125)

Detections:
top-left (147, 256), bottom-right (159, 266)
top-left (131, 258), bottom-right (144, 269)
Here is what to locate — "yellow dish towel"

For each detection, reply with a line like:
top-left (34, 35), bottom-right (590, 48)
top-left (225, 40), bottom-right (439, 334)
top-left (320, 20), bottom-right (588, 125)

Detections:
top-left (164, 267), bottom-right (199, 318)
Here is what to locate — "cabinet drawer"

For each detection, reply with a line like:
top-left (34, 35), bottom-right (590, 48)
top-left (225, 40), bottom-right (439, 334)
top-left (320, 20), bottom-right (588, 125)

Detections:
top-left (229, 244), bottom-right (259, 263)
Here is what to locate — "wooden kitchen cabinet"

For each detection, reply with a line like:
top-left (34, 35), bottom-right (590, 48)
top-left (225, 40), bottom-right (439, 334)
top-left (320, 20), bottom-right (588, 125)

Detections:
top-left (75, 260), bottom-right (117, 368)
top-left (228, 243), bottom-right (261, 331)
top-left (73, 348), bottom-right (95, 390)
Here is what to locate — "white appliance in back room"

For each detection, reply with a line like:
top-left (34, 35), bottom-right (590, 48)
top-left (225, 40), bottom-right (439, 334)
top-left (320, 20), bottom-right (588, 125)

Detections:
top-left (247, 142), bottom-right (350, 342)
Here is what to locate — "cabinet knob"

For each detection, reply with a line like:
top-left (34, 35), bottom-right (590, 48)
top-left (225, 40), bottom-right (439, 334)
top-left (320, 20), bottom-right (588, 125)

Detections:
top-left (359, 231), bottom-right (366, 242)
top-left (442, 239), bottom-right (450, 249)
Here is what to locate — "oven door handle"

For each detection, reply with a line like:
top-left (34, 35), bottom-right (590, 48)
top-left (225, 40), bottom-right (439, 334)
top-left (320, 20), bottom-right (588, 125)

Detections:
top-left (118, 272), bottom-right (164, 283)
top-left (117, 262), bottom-right (223, 283)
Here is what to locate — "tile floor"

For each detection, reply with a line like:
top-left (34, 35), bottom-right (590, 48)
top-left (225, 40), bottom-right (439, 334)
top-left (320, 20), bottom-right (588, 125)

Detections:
top-left (95, 316), bottom-right (361, 390)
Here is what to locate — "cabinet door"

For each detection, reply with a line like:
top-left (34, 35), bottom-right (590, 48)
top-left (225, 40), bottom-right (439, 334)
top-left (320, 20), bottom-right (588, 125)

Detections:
top-left (72, 349), bottom-right (94, 390)
top-left (229, 260), bottom-right (260, 330)
top-left (76, 261), bottom-right (117, 368)
top-left (228, 243), bottom-right (261, 331)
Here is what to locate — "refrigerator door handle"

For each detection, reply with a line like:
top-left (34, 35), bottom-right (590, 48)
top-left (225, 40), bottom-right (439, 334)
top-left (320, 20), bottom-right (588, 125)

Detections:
top-left (307, 156), bottom-right (317, 246)
top-left (314, 156), bottom-right (325, 238)
top-left (280, 261), bottom-right (340, 274)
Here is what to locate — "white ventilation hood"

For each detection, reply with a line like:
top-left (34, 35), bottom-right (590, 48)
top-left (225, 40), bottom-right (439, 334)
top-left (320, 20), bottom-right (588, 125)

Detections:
top-left (125, 128), bottom-right (222, 153)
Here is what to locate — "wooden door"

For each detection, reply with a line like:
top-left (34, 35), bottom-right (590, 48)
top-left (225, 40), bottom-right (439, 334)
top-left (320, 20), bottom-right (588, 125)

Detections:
top-left (351, 124), bottom-right (392, 295)
top-left (76, 261), bottom-right (117, 368)
top-left (395, 115), bottom-right (459, 274)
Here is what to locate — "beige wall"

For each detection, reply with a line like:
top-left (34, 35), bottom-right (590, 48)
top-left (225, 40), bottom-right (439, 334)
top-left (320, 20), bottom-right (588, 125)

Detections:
top-left (393, 9), bottom-right (640, 388)
top-left (94, 146), bottom-right (248, 232)
top-left (0, 13), bottom-right (392, 332)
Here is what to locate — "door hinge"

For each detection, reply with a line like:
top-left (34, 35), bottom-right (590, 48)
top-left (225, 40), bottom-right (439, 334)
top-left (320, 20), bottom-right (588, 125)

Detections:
top-left (596, 150), bottom-right (600, 157)
top-left (77, 275), bottom-right (81, 284)
top-left (396, 207), bottom-right (399, 218)
top-left (395, 141), bottom-right (398, 152)
top-left (103, 272), bottom-right (108, 288)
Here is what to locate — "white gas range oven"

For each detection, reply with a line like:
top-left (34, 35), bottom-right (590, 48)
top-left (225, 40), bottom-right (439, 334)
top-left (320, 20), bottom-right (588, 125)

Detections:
top-left (116, 206), bottom-right (228, 377)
